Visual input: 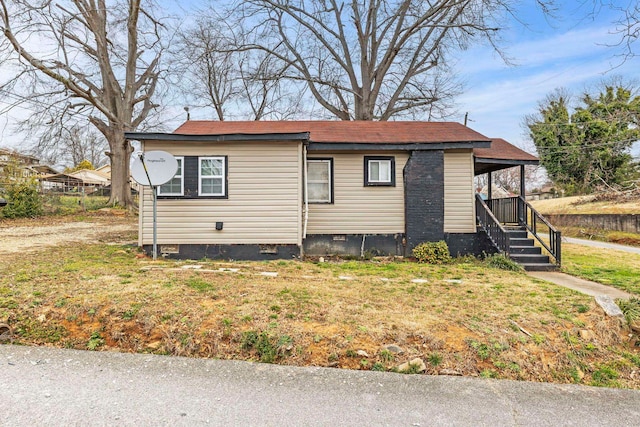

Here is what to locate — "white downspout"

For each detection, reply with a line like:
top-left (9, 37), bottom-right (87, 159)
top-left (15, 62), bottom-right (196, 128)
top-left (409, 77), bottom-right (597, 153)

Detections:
top-left (303, 144), bottom-right (309, 239)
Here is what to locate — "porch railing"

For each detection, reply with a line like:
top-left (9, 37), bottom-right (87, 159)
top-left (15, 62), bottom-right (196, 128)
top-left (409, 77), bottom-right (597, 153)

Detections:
top-left (487, 196), bottom-right (562, 266)
top-left (475, 195), bottom-right (511, 256)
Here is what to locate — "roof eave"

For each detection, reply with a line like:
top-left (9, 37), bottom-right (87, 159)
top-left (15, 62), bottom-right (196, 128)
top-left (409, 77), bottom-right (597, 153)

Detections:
top-left (124, 132), bottom-right (310, 142)
top-left (474, 157), bottom-right (539, 166)
top-left (308, 140), bottom-right (491, 151)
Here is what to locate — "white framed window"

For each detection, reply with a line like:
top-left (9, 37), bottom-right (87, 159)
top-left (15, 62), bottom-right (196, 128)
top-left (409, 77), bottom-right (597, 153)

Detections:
top-left (158, 156), bottom-right (184, 196)
top-left (307, 158), bottom-right (333, 203)
top-left (199, 157), bottom-right (226, 196)
top-left (364, 156), bottom-right (395, 186)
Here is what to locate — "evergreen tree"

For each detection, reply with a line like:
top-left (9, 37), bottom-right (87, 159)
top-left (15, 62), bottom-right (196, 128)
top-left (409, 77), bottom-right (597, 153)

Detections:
top-left (527, 85), bottom-right (640, 194)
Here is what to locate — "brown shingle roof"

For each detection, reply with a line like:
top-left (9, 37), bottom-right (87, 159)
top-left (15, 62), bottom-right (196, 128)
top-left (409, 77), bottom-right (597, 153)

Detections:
top-left (173, 120), bottom-right (491, 144)
top-left (474, 138), bottom-right (538, 162)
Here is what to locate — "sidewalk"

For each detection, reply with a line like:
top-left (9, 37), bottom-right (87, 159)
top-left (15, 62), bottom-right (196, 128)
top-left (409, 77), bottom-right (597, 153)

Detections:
top-left (1, 345), bottom-right (639, 426)
top-left (526, 236), bottom-right (637, 300)
top-left (528, 271), bottom-right (633, 299)
top-left (563, 237), bottom-right (640, 254)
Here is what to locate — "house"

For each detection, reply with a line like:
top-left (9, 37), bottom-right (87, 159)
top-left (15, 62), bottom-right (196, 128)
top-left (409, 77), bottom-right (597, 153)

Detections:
top-left (527, 184), bottom-right (560, 201)
top-left (0, 148), bottom-right (57, 183)
top-left (125, 121), bottom-right (558, 269)
top-left (40, 169), bottom-right (110, 193)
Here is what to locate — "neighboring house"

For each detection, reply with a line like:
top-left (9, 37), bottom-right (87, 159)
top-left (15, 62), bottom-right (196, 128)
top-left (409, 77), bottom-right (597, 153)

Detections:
top-left (95, 164), bottom-right (111, 176)
top-left (0, 148), bottom-right (57, 182)
top-left (40, 169), bottom-right (111, 193)
top-left (95, 162), bottom-right (139, 193)
top-left (125, 121), bottom-right (541, 261)
top-left (527, 185), bottom-right (559, 201)
top-left (478, 184), bottom-right (514, 200)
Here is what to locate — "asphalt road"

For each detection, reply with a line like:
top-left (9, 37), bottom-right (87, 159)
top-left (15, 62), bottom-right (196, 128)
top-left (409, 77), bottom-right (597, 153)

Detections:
top-left (1, 345), bottom-right (639, 426)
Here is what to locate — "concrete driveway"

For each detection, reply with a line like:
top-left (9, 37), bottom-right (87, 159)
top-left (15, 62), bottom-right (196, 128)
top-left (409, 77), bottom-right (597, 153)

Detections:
top-left (1, 345), bottom-right (639, 426)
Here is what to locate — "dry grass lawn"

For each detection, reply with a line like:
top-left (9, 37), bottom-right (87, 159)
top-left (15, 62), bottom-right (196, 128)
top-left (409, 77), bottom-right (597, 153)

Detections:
top-left (1, 215), bottom-right (640, 388)
top-left (531, 195), bottom-right (640, 215)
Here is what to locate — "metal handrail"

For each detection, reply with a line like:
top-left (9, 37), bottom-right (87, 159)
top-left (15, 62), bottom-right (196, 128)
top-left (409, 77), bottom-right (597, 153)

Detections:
top-left (475, 195), bottom-right (511, 256)
top-left (485, 196), bottom-right (561, 266)
top-left (519, 196), bottom-right (561, 266)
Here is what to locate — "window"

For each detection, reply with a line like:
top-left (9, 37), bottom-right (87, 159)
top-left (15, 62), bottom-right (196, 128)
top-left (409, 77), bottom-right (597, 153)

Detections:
top-left (307, 158), bottom-right (333, 203)
top-left (364, 156), bottom-right (395, 186)
top-left (199, 157), bottom-right (226, 196)
top-left (158, 157), bottom-right (183, 196)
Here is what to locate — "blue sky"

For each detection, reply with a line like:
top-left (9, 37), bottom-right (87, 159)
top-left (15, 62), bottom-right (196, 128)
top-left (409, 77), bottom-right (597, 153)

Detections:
top-left (454, 1), bottom-right (639, 156)
top-left (0, 1), bottom-right (638, 159)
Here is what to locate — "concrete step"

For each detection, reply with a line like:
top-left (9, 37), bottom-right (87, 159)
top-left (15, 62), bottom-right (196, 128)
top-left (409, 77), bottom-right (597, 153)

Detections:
top-left (520, 263), bottom-right (560, 272)
top-left (505, 229), bottom-right (528, 239)
top-left (510, 245), bottom-right (542, 255)
top-left (510, 254), bottom-right (550, 264)
top-left (509, 237), bottom-right (535, 247)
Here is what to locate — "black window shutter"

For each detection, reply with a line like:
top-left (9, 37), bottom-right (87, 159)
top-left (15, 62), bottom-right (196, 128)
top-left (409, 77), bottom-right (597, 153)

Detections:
top-left (184, 156), bottom-right (199, 196)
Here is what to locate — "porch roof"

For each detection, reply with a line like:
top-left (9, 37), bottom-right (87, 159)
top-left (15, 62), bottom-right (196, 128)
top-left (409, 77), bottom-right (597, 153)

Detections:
top-left (473, 138), bottom-right (539, 175)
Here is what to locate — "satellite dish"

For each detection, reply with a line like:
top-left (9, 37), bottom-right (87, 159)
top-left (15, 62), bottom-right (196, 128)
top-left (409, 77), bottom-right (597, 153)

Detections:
top-left (130, 151), bottom-right (178, 186)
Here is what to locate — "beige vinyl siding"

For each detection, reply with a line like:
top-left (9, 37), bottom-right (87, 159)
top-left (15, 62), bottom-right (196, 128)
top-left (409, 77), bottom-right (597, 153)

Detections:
top-left (306, 152), bottom-right (407, 234)
top-left (444, 150), bottom-right (476, 233)
top-left (139, 141), bottom-right (302, 245)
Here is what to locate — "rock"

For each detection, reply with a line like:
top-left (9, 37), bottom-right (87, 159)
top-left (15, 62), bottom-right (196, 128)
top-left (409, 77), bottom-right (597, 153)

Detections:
top-left (0, 323), bottom-right (12, 342)
top-left (398, 358), bottom-right (426, 373)
top-left (439, 369), bottom-right (462, 376)
top-left (356, 350), bottom-right (369, 358)
top-left (595, 295), bottom-right (624, 319)
top-left (37, 314), bottom-right (46, 323)
top-left (260, 272), bottom-right (278, 277)
top-left (384, 344), bottom-right (404, 354)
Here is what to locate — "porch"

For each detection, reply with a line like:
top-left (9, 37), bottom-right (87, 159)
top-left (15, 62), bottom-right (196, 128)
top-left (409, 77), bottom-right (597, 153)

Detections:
top-left (473, 139), bottom-right (561, 271)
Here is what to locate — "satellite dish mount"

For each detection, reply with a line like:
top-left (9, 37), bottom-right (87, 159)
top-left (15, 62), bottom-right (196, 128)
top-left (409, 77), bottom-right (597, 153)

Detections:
top-left (130, 151), bottom-right (178, 260)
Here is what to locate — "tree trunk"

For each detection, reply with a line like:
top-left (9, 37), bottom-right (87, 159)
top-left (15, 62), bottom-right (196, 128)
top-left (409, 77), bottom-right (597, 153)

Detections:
top-left (105, 127), bottom-right (134, 208)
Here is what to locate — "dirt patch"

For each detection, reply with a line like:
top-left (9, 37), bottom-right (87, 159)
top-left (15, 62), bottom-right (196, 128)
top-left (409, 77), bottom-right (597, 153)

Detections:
top-left (0, 213), bottom-right (137, 254)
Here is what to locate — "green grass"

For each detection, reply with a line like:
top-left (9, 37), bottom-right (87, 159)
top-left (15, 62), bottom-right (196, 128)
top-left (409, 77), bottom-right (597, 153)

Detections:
top-left (42, 195), bottom-right (111, 215)
top-left (561, 244), bottom-right (640, 295)
top-left (2, 235), bottom-right (639, 388)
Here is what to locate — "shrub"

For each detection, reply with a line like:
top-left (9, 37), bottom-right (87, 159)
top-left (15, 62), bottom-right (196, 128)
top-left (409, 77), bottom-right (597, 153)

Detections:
top-left (1, 180), bottom-right (43, 218)
top-left (412, 241), bottom-right (451, 264)
top-left (484, 253), bottom-right (523, 271)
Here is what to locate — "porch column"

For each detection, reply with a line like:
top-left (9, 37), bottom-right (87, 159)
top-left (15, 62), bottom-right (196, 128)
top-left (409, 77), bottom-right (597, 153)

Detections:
top-left (520, 165), bottom-right (526, 200)
top-left (519, 164), bottom-right (525, 223)
top-left (487, 171), bottom-right (492, 200)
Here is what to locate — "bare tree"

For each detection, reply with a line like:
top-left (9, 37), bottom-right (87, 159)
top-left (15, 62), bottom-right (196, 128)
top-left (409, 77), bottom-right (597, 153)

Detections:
top-left (177, 17), bottom-right (238, 121)
top-left (0, 0), bottom-right (167, 207)
top-left (583, 1), bottom-right (639, 63)
top-left (232, 0), bottom-right (552, 121)
top-left (175, 10), bottom-right (306, 121)
top-left (35, 124), bottom-right (109, 169)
